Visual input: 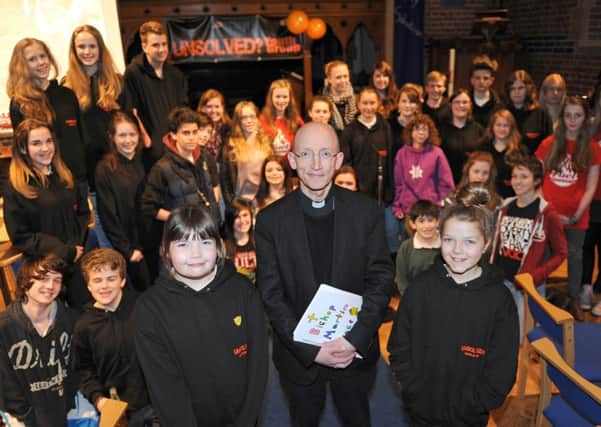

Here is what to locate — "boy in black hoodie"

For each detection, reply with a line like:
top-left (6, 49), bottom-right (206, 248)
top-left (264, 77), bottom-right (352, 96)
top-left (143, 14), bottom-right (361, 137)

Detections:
top-left (73, 249), bottom-right (153, 426)
top-left (0, 254), bottom-right (78, 427)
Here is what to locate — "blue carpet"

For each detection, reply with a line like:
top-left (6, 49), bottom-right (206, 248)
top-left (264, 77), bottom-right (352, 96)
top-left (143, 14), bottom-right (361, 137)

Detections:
top-left (260, 340), bottom-right (408, 426)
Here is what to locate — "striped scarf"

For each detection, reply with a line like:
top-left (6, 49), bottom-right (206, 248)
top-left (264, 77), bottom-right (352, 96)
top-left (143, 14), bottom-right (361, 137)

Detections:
top-left (322, 85), bottom-right (358, 131)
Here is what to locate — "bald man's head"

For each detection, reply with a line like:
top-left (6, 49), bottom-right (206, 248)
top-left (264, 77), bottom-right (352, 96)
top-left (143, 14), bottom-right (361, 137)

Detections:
top-left (294, 122), bottom-right (339, 153)
top-left (288, 122), bottom-right (344, 200)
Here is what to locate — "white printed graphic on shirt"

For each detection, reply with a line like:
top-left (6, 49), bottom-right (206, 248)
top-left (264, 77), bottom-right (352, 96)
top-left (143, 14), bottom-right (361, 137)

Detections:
top-left (549, 154), bottom-right (577, 188)
top-left (409, 164), bottom-right (423, 179)
top-left (7, 331), bottom-right (72, 395)
top-left (500, 216), bottom-right (535, 261)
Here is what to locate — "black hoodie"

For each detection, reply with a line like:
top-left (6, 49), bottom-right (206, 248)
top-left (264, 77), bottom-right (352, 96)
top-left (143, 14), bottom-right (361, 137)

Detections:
top-left (470, 89), bottom-right (501, 128)
top-left (507, 105), bottom-right (553, 155)
top-left (95, 151), bottom-right (146, 260)
top-left (387, 258), bottom-right (519, 427)
top-left (121, 53), bottom-right (188, 169)
top-left (0, 301), bottom-right (78, 427)
top-left (10, 80), bottom-right (87, 183)
top-left (73, 289), bottom-right (149, 416)
top-left (3, 171), bottom-right (90, 262)
top-left (340, 114), bottom-right (394, 203)
top-left (134, 260), bottom-right (268, 427)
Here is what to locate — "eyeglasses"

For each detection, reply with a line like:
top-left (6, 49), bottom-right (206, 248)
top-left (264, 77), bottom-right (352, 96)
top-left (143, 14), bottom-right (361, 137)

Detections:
top-left (291, 149), bottom-right (339, 162)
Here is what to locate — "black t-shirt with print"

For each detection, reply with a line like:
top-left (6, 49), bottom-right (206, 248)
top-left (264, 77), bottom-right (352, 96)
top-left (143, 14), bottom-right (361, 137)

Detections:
top-left (497, 198), bottom-right (540, 280)
top-left (227, 239), bottom-right (257, 282)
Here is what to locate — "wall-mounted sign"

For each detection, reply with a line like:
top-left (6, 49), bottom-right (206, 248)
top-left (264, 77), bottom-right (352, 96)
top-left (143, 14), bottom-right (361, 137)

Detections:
top-left (167, 15), bottom-right (304, 63)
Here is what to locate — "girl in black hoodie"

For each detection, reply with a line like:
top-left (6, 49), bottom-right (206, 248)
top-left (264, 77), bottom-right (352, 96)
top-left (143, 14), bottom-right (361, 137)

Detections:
top-left (95, 112), bottom-right (151, 291)
top-left (134, 205), bottom-right (268, 427)
top-left (3, 120), bottom-right (90, 308)
top-left (388, 188), bottom-right (519, 427)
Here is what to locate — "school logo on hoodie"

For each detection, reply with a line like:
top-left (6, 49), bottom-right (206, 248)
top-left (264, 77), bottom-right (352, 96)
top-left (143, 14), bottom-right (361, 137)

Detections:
top-left (233, 315), bottom-right (242, 326)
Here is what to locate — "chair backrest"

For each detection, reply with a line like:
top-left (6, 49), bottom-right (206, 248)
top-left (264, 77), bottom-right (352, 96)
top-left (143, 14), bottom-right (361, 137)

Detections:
top-left (515, 273), bottom-right (575, 366)
top-left (533, 338), bottom-right (601, 425)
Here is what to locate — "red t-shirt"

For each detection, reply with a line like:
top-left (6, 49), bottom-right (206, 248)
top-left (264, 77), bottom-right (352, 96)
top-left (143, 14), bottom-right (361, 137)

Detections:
top-left (535, 136), bottom-right (601, 229)
top-left (259, 115), bottom-right (303, 156)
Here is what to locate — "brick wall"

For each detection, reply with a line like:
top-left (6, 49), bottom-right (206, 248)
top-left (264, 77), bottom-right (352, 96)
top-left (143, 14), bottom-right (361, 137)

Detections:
top-left (424, 0), bottom-right (601, 95)
top-left (504, 0), bottom-right (600, 95)
top-left (425, 0), bottom-right (487, 39)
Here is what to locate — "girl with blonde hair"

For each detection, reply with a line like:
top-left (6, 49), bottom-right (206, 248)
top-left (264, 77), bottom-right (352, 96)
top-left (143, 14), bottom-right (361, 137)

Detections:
top-left (63, 24), bottom-right (124, 247)
top-left (539, 73), bottom-right (567, 129)
top-left (8, 38), bottom-right (87, 184)
top-left (322, 60), bottom-right (357, 131)
top-left (221, 101), bottom-right (273, 206)
top-left (260, 79), bottom-right (303, 157)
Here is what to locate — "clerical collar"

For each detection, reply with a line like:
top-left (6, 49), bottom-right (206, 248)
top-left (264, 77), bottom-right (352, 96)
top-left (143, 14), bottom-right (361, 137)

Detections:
top-left (300, 187), bottom-right (335, 217)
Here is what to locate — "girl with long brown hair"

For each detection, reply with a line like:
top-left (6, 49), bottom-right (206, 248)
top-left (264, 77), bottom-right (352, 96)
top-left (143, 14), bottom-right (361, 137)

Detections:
top-left (196, 88), bottom-right (232, 160)
top-left (438, 89), bottom-right (485, 183)
top-left (535, 95), bottom-right (601, 320)
top-left (3, 119), bottom-right (90, 307)
top-left (504, 69), bottom-right (553, 154)
top-left (95, 111), bottom-right (151, 291)
top-left (370, 60), bottom-right (398, 119)
top-left (256, 154), bottom-right (294, 209)
top-left (389, 85), bottom-right (422, 160)
top-left (480, 109), bottom-right (528, 197)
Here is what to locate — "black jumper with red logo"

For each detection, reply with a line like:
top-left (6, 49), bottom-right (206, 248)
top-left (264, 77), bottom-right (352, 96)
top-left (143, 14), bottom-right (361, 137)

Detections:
top-left (133, 260), bottom-right (268, 427)
top-left (10, 79), bottom-right (87, 183)
top-left (387, 257), bottom-right (519, 427)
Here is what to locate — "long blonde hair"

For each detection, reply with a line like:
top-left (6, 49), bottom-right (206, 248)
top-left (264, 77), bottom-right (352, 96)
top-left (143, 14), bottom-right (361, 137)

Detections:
top-left (63, 25), bottom-right (122, 110)
top-left (228, 101), bottom-right (272, 163)
top-left (7, 38), bottom-right (58, 123)
top-left (539, 73), bottom-right (566, 111)
top-left (261, 79), bottom-right (301, 133)
top-left (9, 119), bottom-right (74, 199)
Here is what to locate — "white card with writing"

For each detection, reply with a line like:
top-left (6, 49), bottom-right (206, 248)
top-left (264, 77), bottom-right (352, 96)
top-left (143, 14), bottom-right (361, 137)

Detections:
top-left (293, 284), bottom-right (363, 346)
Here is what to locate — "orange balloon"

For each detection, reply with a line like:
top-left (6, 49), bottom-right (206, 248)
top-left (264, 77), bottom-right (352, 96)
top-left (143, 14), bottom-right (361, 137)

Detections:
top-left (306, 18), bottom-right (327, 40)
top-left (287, 10), bottom-right (309, 35)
